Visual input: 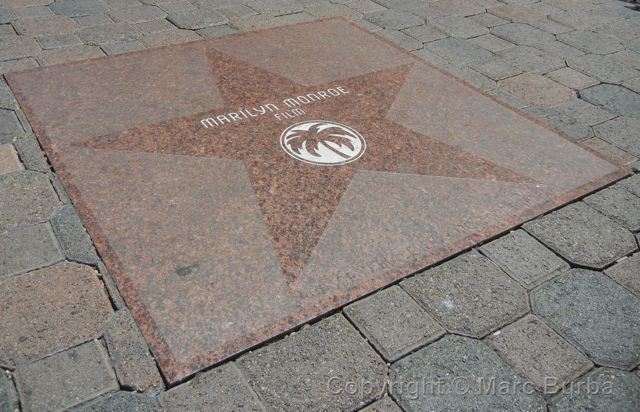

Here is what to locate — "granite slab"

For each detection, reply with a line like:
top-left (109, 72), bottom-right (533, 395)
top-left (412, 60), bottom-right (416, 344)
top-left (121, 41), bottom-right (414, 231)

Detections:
top-left (6, 17), bottom-right (626, 383)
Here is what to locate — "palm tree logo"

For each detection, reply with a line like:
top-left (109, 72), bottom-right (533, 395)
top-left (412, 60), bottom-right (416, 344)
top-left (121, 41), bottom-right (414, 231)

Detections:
top-left (280, 120), bottom-right (366, 166)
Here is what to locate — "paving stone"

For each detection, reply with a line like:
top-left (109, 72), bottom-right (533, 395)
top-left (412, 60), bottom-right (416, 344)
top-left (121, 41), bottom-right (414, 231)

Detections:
top-left (78, 23), bottom-right (141, 45)
top-left (524, 202), bottom-right (637, 269)
top-left (469, 12), bottom-right (509, 28)
top-left (531, 269), bottom-right (640, 370)
top-left (12, 15), bottom-right (79, 35)
top-left (486, 88), bottom-right (530, 109)
top-left (344, 286), bottom-right (445, 362)
top-left (428, 15), bottom-right (489, 38)
top-left (468, 34), bottom-right (513, 53)
top-left (405, 5), bottom-right (447, 21)
top-left (0, 261), bottom-right (112, 364)
top-left (402, 24), bottom-right (448, 43)
top-left (0, 7), bottom-right (16, 24)
top-left (303, 2), bottom-right (361, 19)
top-left (73, 13), bottom-right (114, 26)
top-left (229, 12), bottom-right (313, 31)
top-left (480, 229), bottom-right (570, 289)
top-left (35, 33), bottom-right (83, 49)
top-left (245, 0), bottom-right (303, 16)
top-left (13, 5), bottom-right (54, 17)
top-left (529, 17), bottom-right (573, 34)
top-left (0, 36), bottom-right (40, 62)
top-left (0, 144), bottom-right (22, 175)
top-left (611, 50), bottom-right (640, 71)
top-left (532, 40), bottom-right (585, 59)
top-left (390, 335), bottom-right (546, 411)
top-left (218, 4), bottom-right (258, 19)
top-left (557, 30), bottom-right (623, 55)
top-left (554, 98), bottom-right (615, 126)
top-left (425, 37), bottom-right (493, 67)
top-left (582, 84), bottom-right (640, 119)
top-left (12, 132), bottom-right (48, 172)
top-left (430, 0), bottom-right (487, 17)
top-left (240, 315), bottom-right (386, 411)
top-left (448, 65), bottom-right (497, 91)
top-left (583, 185), bottom-right (640, 231)
top-left (370, 0), bottom-right (426, 11)
top-left (134, 18), bottom-right (176, 33)
top-left (605, 253), bottom-right (640, 297)
top-left (0, 25), bottom-right (16, 39)
top-left (401, 251), bottom-right (528, 338)
top-left (103, 310), bottom-right (162, 392)
top-left (0, 109), bottom-right (22, 144)
top-left (70, 391), bottom-right (162, 412)
top-left (491, 22), bottom-right (555, 45)
top-left (0, 81), bottom-right (18, 110)
top-left (546, 67), bottom-right (599, 90)
top-left (49, 204), bottom-right (99, 264)
top-left (50, 0), bottom-right (109, 17)
top-left (196, 24), bottom-right (237, 38)
top-left (488, 3), bottom-right (548, 24)
top-left (499, 45), bottom-right (565, 74)
top-left (618, 174), bottom-right (640, 198)
top-left (109, 5), bottom-right (167, 23)
top-left (344, 0), bottom-right (385, 14)
top-left (159, 0), bottom-right (197, 14)
top-left (168, 9), bottom-right (227, 29)
top-left (471, 59), bottom-right (521, 80)
top-left (378, 29), bottom-right (423, 51)
top-left (364, 10), bottom-right (423, 30)
top-left (360, 396), bottom-right (402, 412)
top-left (528, 104), bottom-right (595, 139)
top-left (160, 362), bottom-right (263, 411)
top-left (190, 0), bottom-right (242, 9)
top-left (549, 367), bottom-right (640, 412)
top-left (0, 170), bottom-right (59, 230)
top-left (568, 54), bottom-right (640, 84)
top-left (593, 116), bottom-right (640, 157)
top-left (15, 341), bottom-right (118, 411)
top-left (549, 9), bottom-right (619, 30)
top-left (140, 27), bottom-right (200, 46)
top-left (596, 16), bottom-right (640, 41)
top-left (582, 137), bottom-right (638, 166)
top-left (486, 314), bottom-right (593, 393)
top-left (38, 44), bottom-right (105, 65)
top-left (499, 73), bottom-right (576, 106)
top-left (0, 370), bottom-right (19, 412)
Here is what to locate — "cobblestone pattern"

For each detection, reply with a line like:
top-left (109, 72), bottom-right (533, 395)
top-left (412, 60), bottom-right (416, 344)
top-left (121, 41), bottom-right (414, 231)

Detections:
top-left (1, 0), bottom-right (639, 410)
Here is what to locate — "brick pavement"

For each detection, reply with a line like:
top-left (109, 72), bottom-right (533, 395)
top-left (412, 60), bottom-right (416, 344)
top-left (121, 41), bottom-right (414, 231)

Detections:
top-left (0, 0), bottom-right (639, 410)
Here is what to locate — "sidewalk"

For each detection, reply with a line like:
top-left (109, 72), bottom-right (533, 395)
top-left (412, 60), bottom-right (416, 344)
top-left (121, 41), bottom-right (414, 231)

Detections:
top-left (1, 0), bottom-right (639, 411)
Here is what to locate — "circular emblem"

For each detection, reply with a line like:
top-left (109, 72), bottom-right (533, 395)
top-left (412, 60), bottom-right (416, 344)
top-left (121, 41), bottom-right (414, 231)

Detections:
top-left (280, 120), bottom-right (366, 166)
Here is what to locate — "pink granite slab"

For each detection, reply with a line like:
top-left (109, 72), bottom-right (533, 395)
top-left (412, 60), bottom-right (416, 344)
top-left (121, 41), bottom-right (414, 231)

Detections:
top-left (6, 18), bottom-right (627, 384)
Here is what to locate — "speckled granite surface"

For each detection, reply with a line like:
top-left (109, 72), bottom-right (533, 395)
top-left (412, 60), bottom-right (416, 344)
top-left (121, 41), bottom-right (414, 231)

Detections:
top-left (6, 18), bottom-right (626, 383)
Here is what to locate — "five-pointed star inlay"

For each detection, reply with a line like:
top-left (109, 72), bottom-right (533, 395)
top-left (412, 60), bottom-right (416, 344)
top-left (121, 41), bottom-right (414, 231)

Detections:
top-left (81, 48), bottom-right (532, 284)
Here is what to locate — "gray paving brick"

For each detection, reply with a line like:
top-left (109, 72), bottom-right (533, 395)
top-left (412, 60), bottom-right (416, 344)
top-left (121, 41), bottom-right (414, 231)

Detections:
top-left (480, 229), bottom-right (569, 289)
top-left (244, 0), bottom-right (303, 16)
top-left (13, 15), bottom-right (79, 36)
top-left (371, 0), bottom-right (426, 11)
top-left (378, 29), bottom-right (423, 51)
top-left (583, 185), bottom-right (640, 231)
top-left (38, 44), bottom-right (105, 65)
top-left (568, 54), bottom-right (640, 84)
top-left (0, 80), bottom-right (18, 110)
top-left (0, 109), bottom-right (23, 144)
top-left (196, 24), bottom-right (238, 38)
top-left (0, 36), bottom-right (41, 62)
top-left (424, 37), bottom-right (493, 67)
top-left (524, 202), bottom-right (637, 269)
top-left (78, 22), bottom-right (142, 45)
top-left (134, 18), bottom-right (175, 33)
top-left (402, 24), bottom-right (448, 43)
top-left (617, 174), bottom-right (640, 198)
top-left (0, 370), bottom-right (19, 412)
top-left (401, 251), bottom-right (528, 338)
top-left (109, 5), bottom-right (167, 23)
top-left (549, 9), bottom-right (619, 31)
top-left (468, 33), bottom-right (514, 52)
top-left (35, 33), bottom-right (83, 49)
top-left (0, 7), bottom-right (16, 24)
top-left (159, 0), bottom-right (197, 14)
top-left (529, 17), bottom-right (573, 35)
top-left (73, 13), bottom-right (114, 26)
top-left (103, 310), bottom-right (162, 392)
top-left (0, 170), bottom-right (59, 230)
top-left (0, 261), bottom-right (112, 364)
top-left (50, 204), bottom-right (99, 265)
top-left (499, 45), bottom-right (565, 74)
top-left (625, 75), bottom-right (640, 94)
top-left (611, 50), bottom-right (640, 71)
top-left (531, 269), bottom-right (640, 370)
top-left (448, 65), bottom-right (497, 91)
top-left (303, 2), bottom-right (361, 19)
top-left (360, 396), bottom-right (402, 412)
top-left (168, 8), bottom-right (227, 29)
top-left (486, 88), bottom-right (530, 109)
top-left (69, 391), bottom-right (162, 412)
top-left (140, 27), bottom-right (201, 46)
top-left (430, 0), bottom-right (487, 17)
top-left (0, 25), bottom-right (16, 39)
top-left (593, 116), bottom-right (640, 157)
top-left (471, 59), bottom-right (521, 80)
top-left (13, 5), bottom-right (53, 17)
top-left (428, 15), bottom-right (488, 38)
top-left (549, 367), bottom-right (640, 412)
top-left (390, 335), bottom-right (546, 412)
top-left (364, 9), bottom-right (424, 30)
top-left (191, 0), bottom-right (243, 9)
top-left (554, 98), bottom-right (615, 126)
top-left (491, 22), bottom-right (555, 46)
top-left (581, 84), bottom-right (640, 119)
top-left (13, 133), bottom-right (49, 173)
top-left (405, 5), bottom-right (447, 21)
top-left (486, 314), bottom-right (593, 393)
top-left (161, 362), bottom-right (263, 411)
top-left (15, 341), bottom-right (118, 412)
top-left (239, 315), bottom-right (386, 412)
top-left (218, 4), bottom-right (258, 19)
top-left (50, 0), bottom-right (109, 17)
top-left (605, 253), bottom-right (640, 298)
top-left (0, 144), bottom-right (22, 176)
top-left (582, 137), bottom-right (638, 166)
top-left (344, 286), bottom-right (445, 362)
top-left (546, 67), bottom-right (599, 90)
top-left (469, 12), bottom-right (509, 28)
top-left (344, 0), bottom-right (385, 14)
top-left (532, 40), bottom-right (585, 59)
top-left (499, 73), bottom-right (576, 106)
top-left (557, 29), bottom-right (624, 55)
